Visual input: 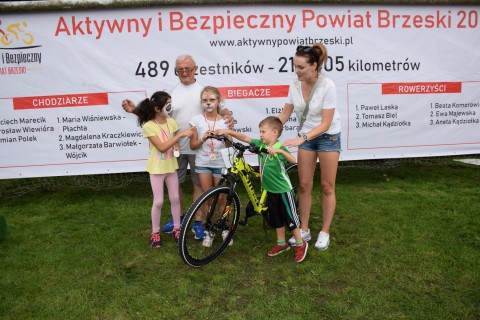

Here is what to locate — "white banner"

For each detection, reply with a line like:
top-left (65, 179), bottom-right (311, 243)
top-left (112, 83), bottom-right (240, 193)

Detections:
top-left (1, 5), bottom-right (479, 178)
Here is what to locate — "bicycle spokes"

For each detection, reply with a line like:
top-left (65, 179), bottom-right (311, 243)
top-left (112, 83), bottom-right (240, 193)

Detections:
top-left (179, 186), bottom-right (241, 267)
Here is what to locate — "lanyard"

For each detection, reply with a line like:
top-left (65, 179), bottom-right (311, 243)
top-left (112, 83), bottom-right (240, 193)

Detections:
top-left (155, 119), bottom-right (171, 141)
top-left (154, 119), bottom-right (173, 154)
top-left (259, 141), bottom-right (281, 182)
top-left (203, 113), bottom-right (218, 153)
top-left (259, 153), bottom-right (271, 183)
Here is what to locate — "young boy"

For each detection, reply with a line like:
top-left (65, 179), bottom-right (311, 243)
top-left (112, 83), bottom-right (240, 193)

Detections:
top-left (215, 116), bottom-right (308, 262)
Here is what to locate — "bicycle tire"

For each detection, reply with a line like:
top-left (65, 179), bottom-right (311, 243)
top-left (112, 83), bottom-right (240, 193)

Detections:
top-left (179, 186), bottom-right (241, 267)
top-left (285, 163), bottom-right (299, 205)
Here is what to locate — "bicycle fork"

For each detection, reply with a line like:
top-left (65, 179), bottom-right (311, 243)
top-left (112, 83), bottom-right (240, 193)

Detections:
top-left (215, 181), bottom-right (238, 232)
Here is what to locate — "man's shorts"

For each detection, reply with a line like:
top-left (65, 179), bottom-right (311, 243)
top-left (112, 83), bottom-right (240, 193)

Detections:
top-left (177, 154), bottom-right (200, 185)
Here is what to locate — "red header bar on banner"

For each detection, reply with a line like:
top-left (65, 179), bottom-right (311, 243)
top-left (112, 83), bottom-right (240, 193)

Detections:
top-left (218, 85), bottom-right (289, 99)
top-left (382, 82), bottom-right (462, 95)
top-left (13, 93), bottom-right (109, 110)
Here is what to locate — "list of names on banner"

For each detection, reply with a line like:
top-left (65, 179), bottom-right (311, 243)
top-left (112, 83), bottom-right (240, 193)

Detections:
top-left (0, 92), bottom-right (146, 167)
top-left (346, 81), bottom-right (480, 150)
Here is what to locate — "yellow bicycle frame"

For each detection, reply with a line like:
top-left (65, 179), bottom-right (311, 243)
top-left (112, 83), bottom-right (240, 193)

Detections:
top-left (228, 153), bottom-right (268, 216)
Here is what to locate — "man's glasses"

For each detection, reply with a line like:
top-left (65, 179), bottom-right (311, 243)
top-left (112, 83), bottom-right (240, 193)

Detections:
top-left (296, 45), bottom-right (313, 53)
top-left (176, 67), bottom-right (196, 73)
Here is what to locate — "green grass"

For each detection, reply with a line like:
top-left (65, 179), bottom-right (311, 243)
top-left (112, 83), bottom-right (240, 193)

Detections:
top-left (0, 160), bottom-right (479, 319)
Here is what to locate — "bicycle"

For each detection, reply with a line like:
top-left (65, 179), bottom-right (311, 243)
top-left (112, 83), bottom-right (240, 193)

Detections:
top-left (178, 135), bottom-right (299, 267)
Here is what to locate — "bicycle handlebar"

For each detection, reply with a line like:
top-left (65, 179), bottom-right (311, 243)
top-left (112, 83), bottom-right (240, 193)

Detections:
top-left (248, 144), bottom-right (269, 155)
top-left (206, 134), bottom-right (269, 155)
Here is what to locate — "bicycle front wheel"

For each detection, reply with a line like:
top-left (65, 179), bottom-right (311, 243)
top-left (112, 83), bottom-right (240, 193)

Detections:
top-left (179, 186), bottom-right (241, 267)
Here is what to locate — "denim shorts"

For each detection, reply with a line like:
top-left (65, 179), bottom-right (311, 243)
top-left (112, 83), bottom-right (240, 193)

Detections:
top-left (195, 166), bottom-right (223, 178)
top-left (300, 132), bottom-right (342, 152)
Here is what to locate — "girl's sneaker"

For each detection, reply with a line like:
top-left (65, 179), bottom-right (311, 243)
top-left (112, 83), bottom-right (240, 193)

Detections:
top-left (203, 232), bottom-right (213, 247)
top-left (222, 230), bottom-right (233, 246)
top-left (172, 228), bottom-right (180, 246)
top-left (150, 232), bottom-right (162, 248)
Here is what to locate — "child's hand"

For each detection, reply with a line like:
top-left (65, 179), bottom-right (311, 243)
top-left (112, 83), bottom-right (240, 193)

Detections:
top-left (202, 130), bottom-right (214, 142)
top-left (190, 126), bottom-right (198, 136)
top-left (180, 127), bottom-right (194, 138)
top-left (214, 129), bottom-right (228, 136)
top-left (267, 147), bottom-right (281, 156)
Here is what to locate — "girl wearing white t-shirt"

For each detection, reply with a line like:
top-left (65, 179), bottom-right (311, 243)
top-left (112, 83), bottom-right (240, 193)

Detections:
top-left (189, 86), bottom-right (229, 246)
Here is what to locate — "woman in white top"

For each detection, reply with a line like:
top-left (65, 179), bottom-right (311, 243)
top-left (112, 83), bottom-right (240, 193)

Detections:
top-left (279, 43), bottom-right (342, 251)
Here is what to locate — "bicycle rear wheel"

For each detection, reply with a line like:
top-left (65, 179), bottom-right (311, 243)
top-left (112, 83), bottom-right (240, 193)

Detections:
top-left (286, 163), bottom-right (299, 205)
top-left (179, 186), bottom-right (241, 267)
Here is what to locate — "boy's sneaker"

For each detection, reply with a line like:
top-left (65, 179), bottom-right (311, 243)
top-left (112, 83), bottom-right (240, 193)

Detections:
top-left (202, 232), bottom-right (213, 247)
top-left (222, 230), bottom-right (233, 246)
top-left (161, 214), bottom-right (185, 234)
top-left (150, 232), bottom-right (162, 248)
top-left (294, 240), bottom-right (309, 263)
top-left (192, 221), bottom-right (206, 240)
top-left (314, 231), bottom-right (330, 251)
top-left (287, 229), bottom-right (311, 246)
top-left (172, 228), bottom-right (180, 246)
top-left (267, 243), bottom-right (290, 256)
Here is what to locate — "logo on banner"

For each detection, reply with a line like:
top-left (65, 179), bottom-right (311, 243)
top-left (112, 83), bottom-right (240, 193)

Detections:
top-left (0, 19), bottom-right (42, 76)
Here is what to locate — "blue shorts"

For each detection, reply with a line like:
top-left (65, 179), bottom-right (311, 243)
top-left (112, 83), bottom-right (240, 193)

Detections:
top-left (195, 166), bottom-right (223, 178)
top-left (300, 132), bottom-right (342, 152)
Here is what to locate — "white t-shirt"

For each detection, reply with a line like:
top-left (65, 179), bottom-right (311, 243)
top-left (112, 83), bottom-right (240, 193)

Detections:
top-left (286, 75), bottom-right (341, 135)
top-left (189, 114), bottom-right (228, 168)
top-left (169, 81), bottom-right (227, 154)
top-left (169, 81), bottom-right (204, 154)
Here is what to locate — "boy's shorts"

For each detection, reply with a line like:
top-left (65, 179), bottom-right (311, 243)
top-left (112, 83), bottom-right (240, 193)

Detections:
top-left (266, 191), bottom-right (300, 230)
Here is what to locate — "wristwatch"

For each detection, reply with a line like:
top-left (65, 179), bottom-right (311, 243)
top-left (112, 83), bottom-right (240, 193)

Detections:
top-left (302, 134), bottom-right (308, 142)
